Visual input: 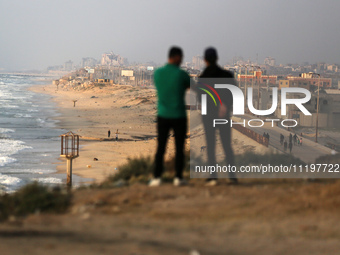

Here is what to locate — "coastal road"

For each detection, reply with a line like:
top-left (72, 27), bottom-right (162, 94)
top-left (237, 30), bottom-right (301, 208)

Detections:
top-left (233, 115), bottom-right (333, 164)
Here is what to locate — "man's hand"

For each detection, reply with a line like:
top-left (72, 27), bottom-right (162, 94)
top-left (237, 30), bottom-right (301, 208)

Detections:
top-left (218, 104), bottom-right (227, 118)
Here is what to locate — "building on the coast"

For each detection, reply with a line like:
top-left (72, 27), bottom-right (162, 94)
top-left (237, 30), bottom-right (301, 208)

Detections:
top-left (64, 60), bottom-right (74, 71)
top-left (82, 57), bottom-right (98, 68)
top-left (192, 56), bottom-right (204, 70)
top-left (264, 57), bottom-right (276, 66)
top-left (326, 64), bottom-right (338, 72)
top-left (101, 52), bottom-right (128, 66)
top-left (121, 70), bottom-right (134, 77)
top-left (95, 78), bottom-right (113, 85)
top-left (237, 70), bottom-right (277, 85)
top-left (279, 73), bottom-right (332, 90)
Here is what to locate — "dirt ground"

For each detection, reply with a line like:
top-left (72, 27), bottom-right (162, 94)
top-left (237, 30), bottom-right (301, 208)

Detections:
top-left (1, 179), bottom-right (340, 255)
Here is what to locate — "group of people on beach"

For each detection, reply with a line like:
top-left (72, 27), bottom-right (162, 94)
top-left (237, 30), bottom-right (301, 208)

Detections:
top-left (149, 46), bottom-right (237, 187)
top-left (280, 133), bottom-right (303, 153)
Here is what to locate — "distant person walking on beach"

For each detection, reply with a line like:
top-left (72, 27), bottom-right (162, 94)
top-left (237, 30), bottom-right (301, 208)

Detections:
top-left (289, 141), bottom-right (293, 153)
top-left (293, 133), bottom-right (297, 145)
top-left (108, 129), bottom-right (111, 138)
top-left (114, 129), bottom-right (119, 141)
top-left (300, 137), bottom-right (303, 146)
top-left (149, 46), bottom-right (190, 187)
top-left (195, 47), bottom-right (238, 186)
top-left (284, 140), bottom-right (288, 152)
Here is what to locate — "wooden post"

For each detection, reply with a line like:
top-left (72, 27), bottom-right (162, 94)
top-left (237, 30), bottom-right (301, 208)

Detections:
top-left (61, 131), bottom-right (79, 188)
top-left (67, 157), bottom-right (73, 187)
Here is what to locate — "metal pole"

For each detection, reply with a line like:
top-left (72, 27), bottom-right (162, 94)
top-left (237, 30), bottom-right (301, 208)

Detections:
top-left (66, 158), bottom-right (73, 187)
top-left (315, 74), bottom-right (320, 143)
top-left (244, 66), bottom-right (248, 110)
top-left (252, 66), bottom-right (255, 110)
top-left (251, 66), bottom-right (254, 91)
top-left (61, 136), bottom-right (64, 155)
top-left (257, 68), bottom-right (261, 110)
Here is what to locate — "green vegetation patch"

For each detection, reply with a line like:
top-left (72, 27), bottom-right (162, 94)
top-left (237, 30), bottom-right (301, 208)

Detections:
top-left (0, 182), bottom-right (71, 221)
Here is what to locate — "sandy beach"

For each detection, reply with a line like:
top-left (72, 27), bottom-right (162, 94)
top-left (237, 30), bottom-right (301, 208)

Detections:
top-left (30, 82), bottom-right (272, 184)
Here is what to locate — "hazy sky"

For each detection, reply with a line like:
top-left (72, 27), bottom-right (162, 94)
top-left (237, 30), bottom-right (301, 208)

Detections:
top-left (0, 0), bottom-right (339, 70)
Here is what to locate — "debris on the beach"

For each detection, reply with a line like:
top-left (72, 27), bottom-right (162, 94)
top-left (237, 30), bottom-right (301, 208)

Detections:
top-left (93, 158), bottom-right (98, 161)
top-left (87, 165), bottom-right (92, 168)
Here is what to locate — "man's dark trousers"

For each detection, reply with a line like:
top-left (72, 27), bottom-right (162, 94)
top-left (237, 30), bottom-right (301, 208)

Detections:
top-left (154, 116), bottom-right (187, 179)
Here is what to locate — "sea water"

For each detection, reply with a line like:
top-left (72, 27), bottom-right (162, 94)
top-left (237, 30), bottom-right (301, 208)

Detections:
top-left (0, 73), bottom-right (89, 192)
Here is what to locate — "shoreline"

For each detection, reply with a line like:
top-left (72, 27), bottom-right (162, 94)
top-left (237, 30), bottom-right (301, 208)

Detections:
top-left (29, 82), bottom-right (162, 184)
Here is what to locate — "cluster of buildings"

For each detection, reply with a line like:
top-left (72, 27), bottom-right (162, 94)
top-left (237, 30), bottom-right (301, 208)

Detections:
top-left (50, 51), bottom-right (340, 129)
top-left (47, 51), bottom-right (129, 73)
top-left (232, 58), bottom-right (340, 129)
top-left (81, 57), bottom-right (98, 68)
top-left (100, 52), bottom-right (128, 66)
top-left (53, 63), bottom-right (155, 91)
top-left (183, 55), bottom-right (340, 129)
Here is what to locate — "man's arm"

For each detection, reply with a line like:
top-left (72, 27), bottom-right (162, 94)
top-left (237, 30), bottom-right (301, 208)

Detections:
top-left (183, 71), bottom-right (191, 89)
top-left (219, 72), bottom-right (237, 117)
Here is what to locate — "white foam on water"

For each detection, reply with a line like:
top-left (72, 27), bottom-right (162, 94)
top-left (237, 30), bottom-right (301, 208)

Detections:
top-left (0, 74), bottom-right (87, 192)
top-left (0, 139), bottom-right (32, 167)
top-left (27, 108), bottom-right (39, 112)
top-left (0, 103), bottom-right (18, 108)
top-left (0, 128), bottom-right (14, 133)
top-left (14, 113), bottom-right (32, 118)
top-left (0, 173), bottom-right (22, 186)
top-left (0, 89), bottom-right (12, 98)
top-left (0, 156), bottom-right (17, 167)
top-left (3, 168), bottom-right (56, 174)
top-left (37, 118), bottom-right (46, 123)
top-left (1, 169), bottom-right (55, 175)
top-left (32, 177), bottom-right (62, 184)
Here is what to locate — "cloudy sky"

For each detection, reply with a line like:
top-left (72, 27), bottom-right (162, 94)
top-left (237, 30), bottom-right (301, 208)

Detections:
top-left (0, 0), bottom-right (339, 70)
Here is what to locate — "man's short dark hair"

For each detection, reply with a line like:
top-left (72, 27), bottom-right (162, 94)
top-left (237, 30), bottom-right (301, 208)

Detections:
top-left (204, 47), bottom-right (218, 64)
top-left (169, 47), bottom-right (183, 58)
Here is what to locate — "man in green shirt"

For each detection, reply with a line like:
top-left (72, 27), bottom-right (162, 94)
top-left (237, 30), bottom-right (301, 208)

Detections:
top-left (149, 47), bottom-right (190, 187)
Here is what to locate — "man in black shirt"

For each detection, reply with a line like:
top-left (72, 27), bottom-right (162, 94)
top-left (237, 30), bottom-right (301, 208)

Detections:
top-left (199, 47), bottom-right (238, 185)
